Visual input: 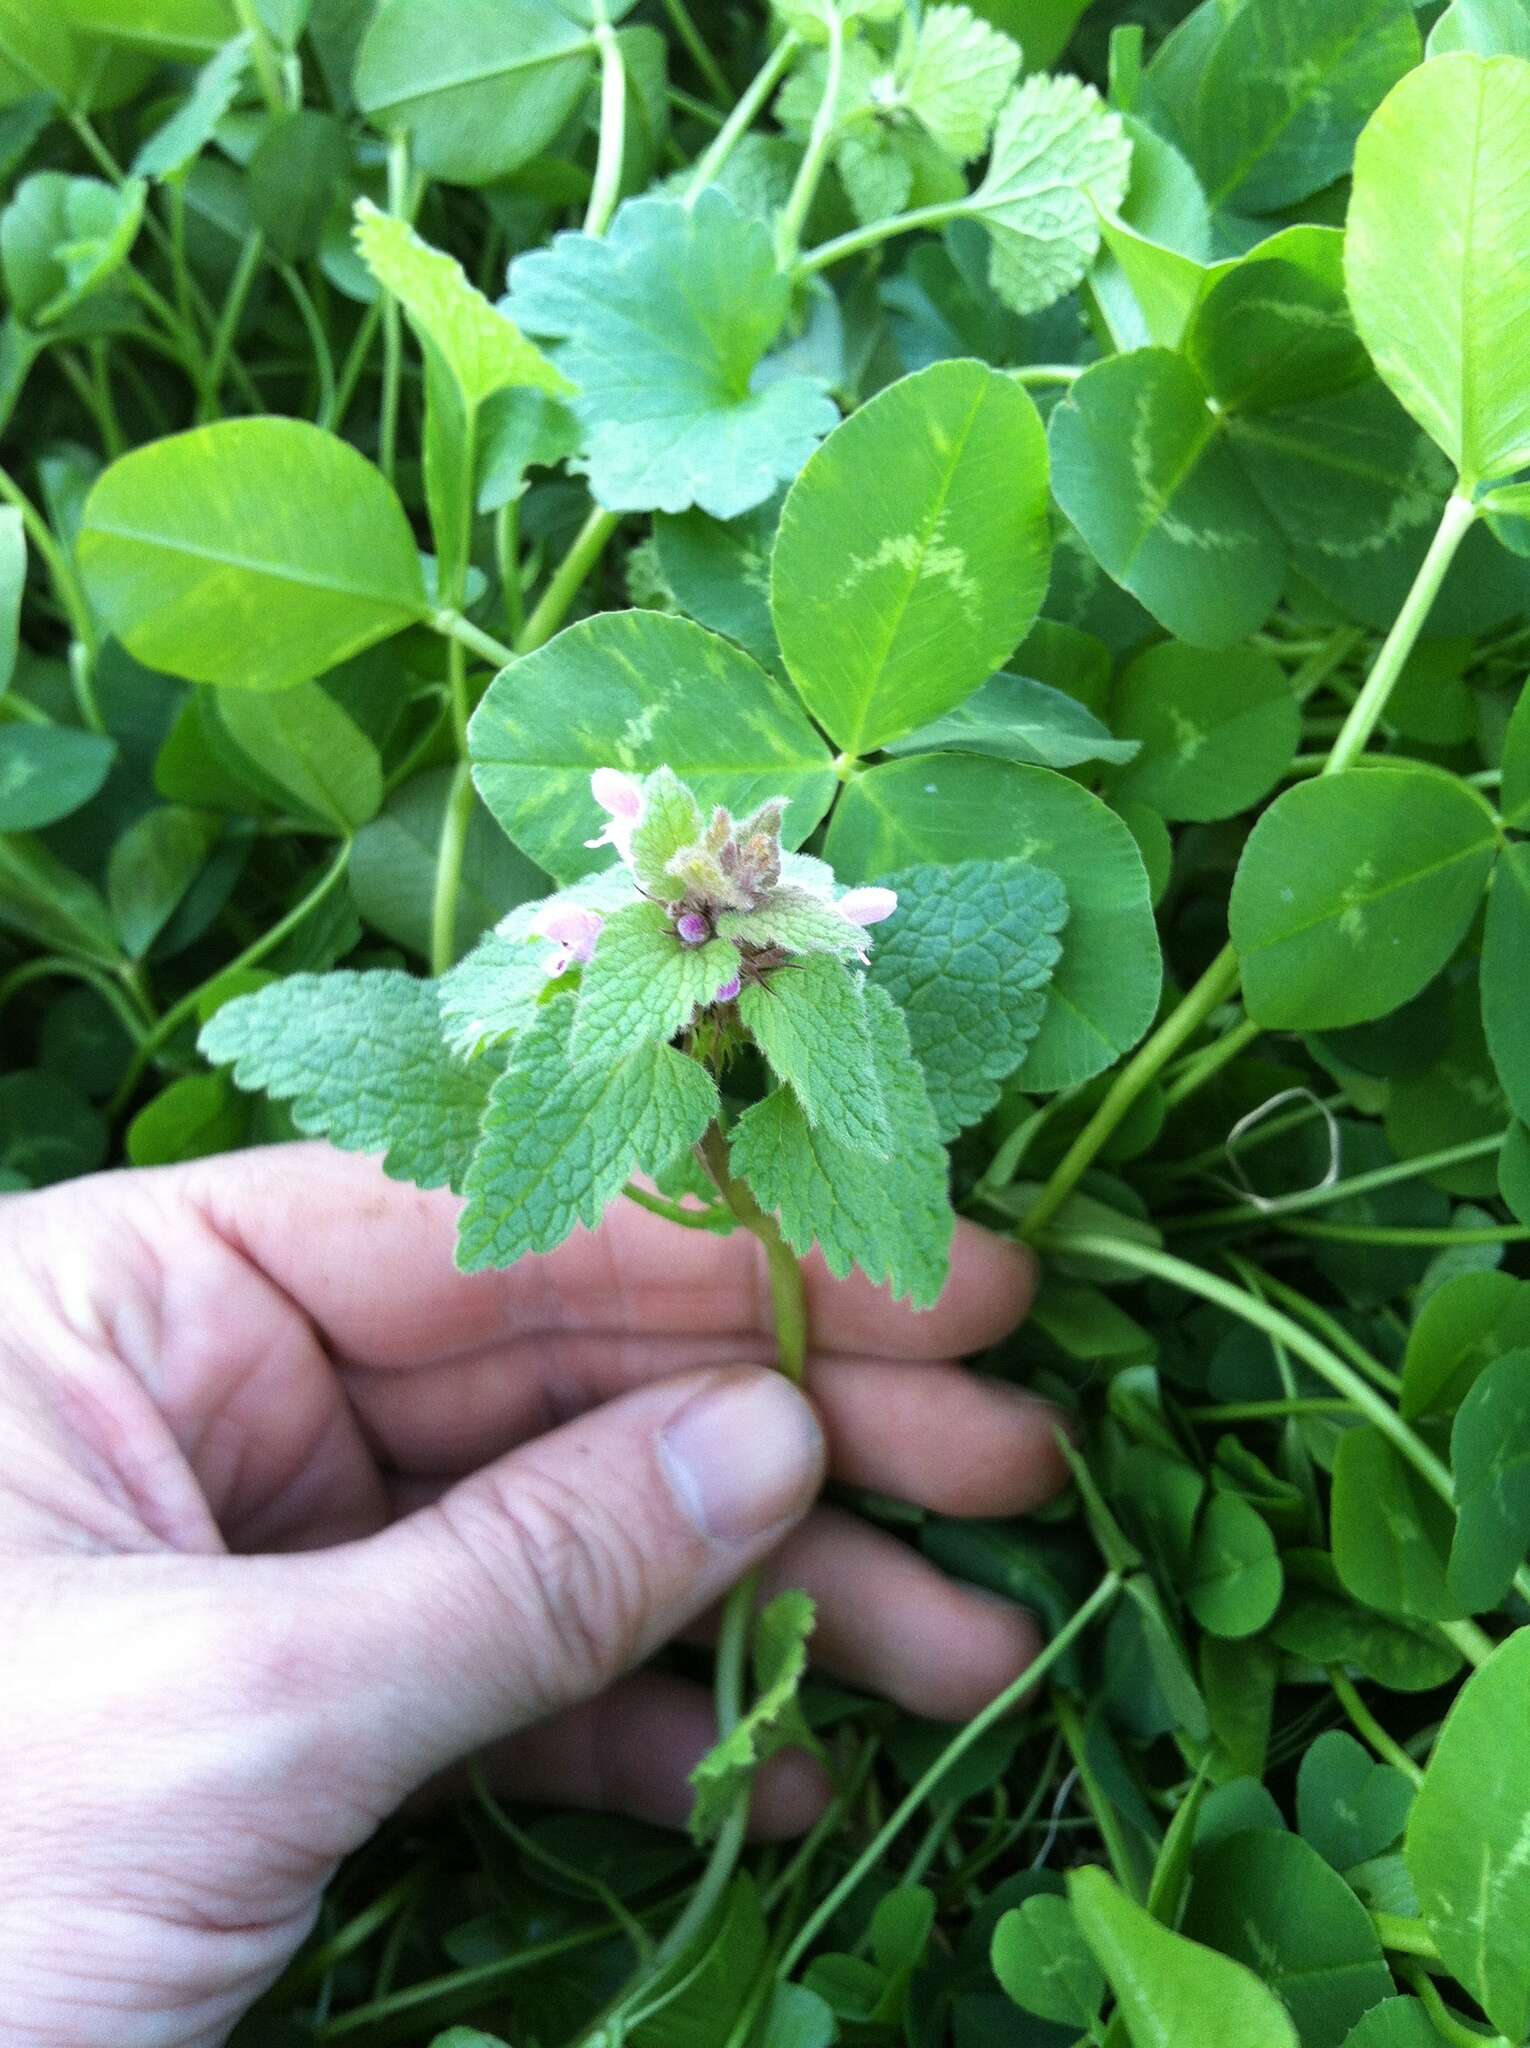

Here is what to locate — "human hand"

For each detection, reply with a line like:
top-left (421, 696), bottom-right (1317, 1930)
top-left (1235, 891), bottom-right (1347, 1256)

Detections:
top-left (0, 1143), bottom-right (1067, 2047)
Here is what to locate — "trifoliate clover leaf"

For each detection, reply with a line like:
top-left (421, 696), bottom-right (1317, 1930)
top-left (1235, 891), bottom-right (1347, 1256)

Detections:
top-left (354, 199), bottom-right (570, 412)
top-left (688, 1591), bottom-right (819, 1842)
top-left (628, 765), bottom-right (704, 898)
top-left (731, 986), bottom-right (953, 1306)
top-left (969, 75), bottom-right (1133, 315)
top-left (437, 867), bottom-right (636, 1058)
top-left (899, 4), bottom-right (1021, 161)
top-left (199, 970), bottom-right (491, 1191)
top-left (866, 860), bottom-right (1069, 1139)
top-left (739, 954), bottom-right (892, 1157)
top-left (504, 188), bottom-right (839, 517)
top-left (457, 996), bottom-right (718, 1270)
top-left (570, 900), bottom-right (740, 1070)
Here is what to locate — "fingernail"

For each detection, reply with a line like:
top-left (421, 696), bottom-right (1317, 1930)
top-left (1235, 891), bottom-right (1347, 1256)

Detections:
top-left (658, 1371), bottom-right (825, 1544)
top-left (994, 1383), bottom-right (1081, 1443)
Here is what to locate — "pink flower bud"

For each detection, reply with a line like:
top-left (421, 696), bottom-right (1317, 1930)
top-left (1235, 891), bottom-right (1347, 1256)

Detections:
top-left (584, 767), bottom-right (645, 861)
top-left (530, 903), bottom-right (603, 977)
top-left (675, 911), bottom-right (710, 946)
top-left (838, 886), bottom-right (898, 928)
top-left (715, 974), bottom-right (742, 1003)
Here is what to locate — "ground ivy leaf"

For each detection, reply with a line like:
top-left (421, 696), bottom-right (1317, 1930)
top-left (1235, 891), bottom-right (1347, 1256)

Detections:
top-left (354, 200), bottom-right (570, 412)
top-left (1049, 349), bottom-right (1285, 649)
top-left (570, 900), bottom-right (738, 1070)
top-left (1070, 1866), bottom-right (1300, 2048)
top-left (772, 359), bottom-right (1051, 755)
top-left (740, 955), bottom-right (891, 1157)
top-left (688, 1591), bottom-right (818, 1843)
top-left (731, 985), bottom-right (953, 1307)
top-left (199, 970), bottom-right (490, 1191)
top-left (469, 612), bottom-right (836, 883)
top-left (505, 187), bottom-right (838, 517)
top-left (1230, 768), bottom-right (1499, 1030)
top-left (457, 996), bottom-right (718, 1270)
top-left (1447, 1350), bottom-right (1530, 1610)
top-left (1347, 52), bottom-right (1530, 485)
top-left (865, 858), bottom-right (1067, 1139)
top-left (967, 73), bottom-right (1132, 316)
top-left (898, 3), bottom-right (1021, 160)
top-left (1408, 1627), bottom-right (1530, 2040)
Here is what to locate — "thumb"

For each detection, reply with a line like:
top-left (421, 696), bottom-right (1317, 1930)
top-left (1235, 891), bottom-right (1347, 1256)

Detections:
top-left (313, 1366), bottom-right (824, 1797)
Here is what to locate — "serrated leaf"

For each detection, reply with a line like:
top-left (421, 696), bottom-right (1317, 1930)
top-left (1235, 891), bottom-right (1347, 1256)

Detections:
top-left (437, 868), bottom-right (636, 1056)
top-left (717, 885), bottom-right (862, 958)
top-left (898, 4), bottom-right (1020, 160)
top-left (967, 74), bottom-right (1132, 316)
top-left (570, 900), bottom-right (738, 1069)
top-left (457, 996), bottom-right (718, 1270)
top-left (627, 765), bottom-right (704, 899)
top-left (731, 986), bottom-right (953, 1306)
top-left (354, 199), bottom-right (569, 412)
top-left (199, 970), bottom-right (491, 1191)
top-left (739, 954), bottom-right (891, 1156)
top-left (866, 859), bottom-right (1067, 1139)
top-left (688, 1591), bottom-right (818, 1842)
top-left (506, 188), bottom-right (838, 518)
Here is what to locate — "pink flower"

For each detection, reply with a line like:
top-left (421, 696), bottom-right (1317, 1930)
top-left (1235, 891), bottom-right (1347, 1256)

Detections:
top-left (838, 887), bottom-right (898, 928)
top-left (715, 974), bottom-right (742, 1003)
top-left (675, 911), bottom-right (710, 946)
top-left (530, 903), bottom-right (603, 977)
top-left (584, 767), bottom-right (644, 862)
top-left (836, 885), bottom-right (898, 959)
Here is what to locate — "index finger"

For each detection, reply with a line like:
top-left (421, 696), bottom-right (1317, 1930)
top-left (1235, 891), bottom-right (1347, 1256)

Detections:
top-left (178, 1144), bottom-right (1035, 1367)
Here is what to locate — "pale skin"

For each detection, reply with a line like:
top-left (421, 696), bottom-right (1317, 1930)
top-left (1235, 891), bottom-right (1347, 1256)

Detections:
top-left (0, 1143), bottom-right (1069, 2047)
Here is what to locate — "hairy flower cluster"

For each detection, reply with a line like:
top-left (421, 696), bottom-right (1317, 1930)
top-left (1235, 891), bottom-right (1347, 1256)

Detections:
top-left (528, 767), bottom-right (896, 989)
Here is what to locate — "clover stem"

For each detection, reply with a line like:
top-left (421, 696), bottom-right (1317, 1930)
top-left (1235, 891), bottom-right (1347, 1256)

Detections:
top-left (775, 7), bottom-right (845, 268)
top-left (778, 1570), bottom-right (1125, 1980)
top-left (662, 0), bottom-right (735, 109)
top-left (1329, 1668), bottom-right (1425, 1786)
top-left (516, 506), bottom-right (621, 656)
top-left (379, 133), bottom-right (410, 485)
top-left (686, 32), bottom-right (802, 200)
top-left (1324, 491), bottom-right (1477, 776)
top-left (429, 759), bottom-right (474, 977)
top-left (1020, 944), bottom-right (1242, 1240)
top-left (584, 2), bottom-right (628, 239)
top-left (430, 608), bottom-right (516, 670)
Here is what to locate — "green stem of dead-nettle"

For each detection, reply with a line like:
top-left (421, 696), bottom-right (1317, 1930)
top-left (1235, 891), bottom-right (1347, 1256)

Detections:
top-left (686, 33), bottom-right (801, 199)
top-left (516, 506), bottom-right (621, 654)
top-left (380, 134), bottom-right (410, 484)
top-left (775, 7), bottom-right (844, 267)
top-left (1021, 489), bottom-right (1483, 1236)
top-left (584, 3), bottom-right (628, 238)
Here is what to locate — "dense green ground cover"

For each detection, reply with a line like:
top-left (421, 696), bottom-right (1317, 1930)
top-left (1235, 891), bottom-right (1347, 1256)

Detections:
top-left (6, 0), bottom-right (1530, 2042)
